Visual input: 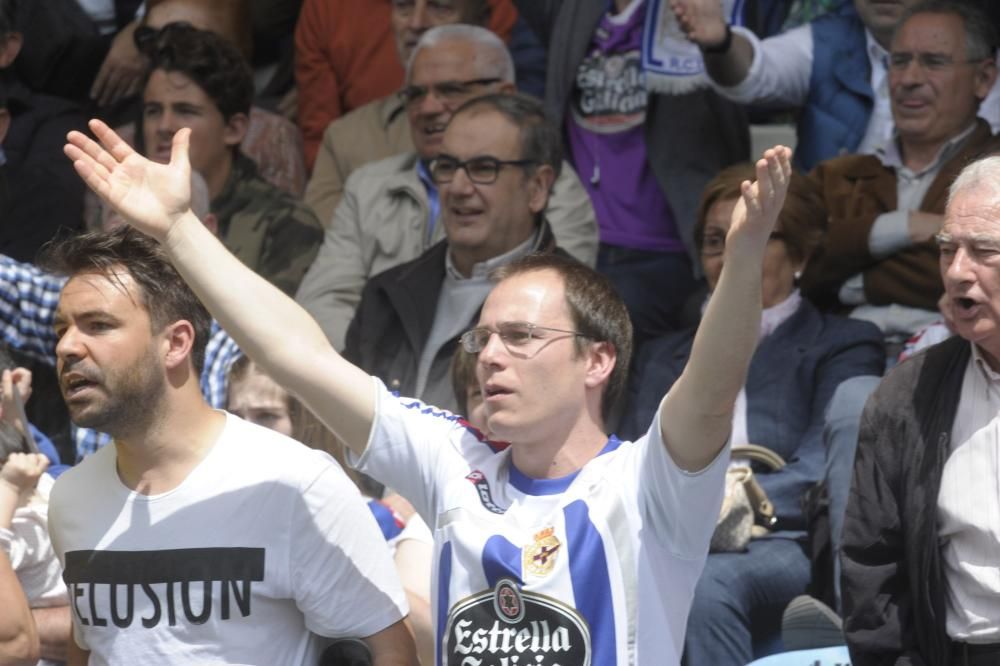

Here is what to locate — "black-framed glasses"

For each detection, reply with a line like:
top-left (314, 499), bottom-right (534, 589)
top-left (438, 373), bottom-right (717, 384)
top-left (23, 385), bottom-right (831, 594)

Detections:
top-left (430, 155), bottom-right (538, 185)
top-left (460, 322), bottom-right (590, 356)
top-left (700, 231), bottom-right (787, 257)
top-left (398, 78), bottom-right (502, 107)
top-left (889, 51), bottom-right (986, 72)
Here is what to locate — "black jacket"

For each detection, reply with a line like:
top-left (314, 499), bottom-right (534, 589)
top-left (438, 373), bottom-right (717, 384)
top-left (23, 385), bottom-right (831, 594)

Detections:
top-left (343, 221), bottom-right (563, 412)
top-left (842, 335), bottom-right (968, 666)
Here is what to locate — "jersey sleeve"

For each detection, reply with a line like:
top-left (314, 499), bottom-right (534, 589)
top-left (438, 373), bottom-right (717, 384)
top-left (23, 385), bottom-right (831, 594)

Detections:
top-left (349, 378), bottom-right (483, 528)
top-left (623, 403), bottom-right (729, 561)
top-left (290, 458), bottom-right (408, 638)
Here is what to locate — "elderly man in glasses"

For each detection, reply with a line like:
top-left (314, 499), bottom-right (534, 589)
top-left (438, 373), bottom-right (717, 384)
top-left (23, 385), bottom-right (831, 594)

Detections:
top-left (294, 24), bottom-right (597, 352)
top-left (798, 0), bottom-right (1000, 351)
top-left (342, 93), bottom-right (570, 412)
top-left (66, 79), bottom-right (794, 663)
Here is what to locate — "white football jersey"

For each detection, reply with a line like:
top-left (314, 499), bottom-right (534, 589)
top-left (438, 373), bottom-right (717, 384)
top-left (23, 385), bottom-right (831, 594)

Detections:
top-left (355, 380), bottom-right (728, 666)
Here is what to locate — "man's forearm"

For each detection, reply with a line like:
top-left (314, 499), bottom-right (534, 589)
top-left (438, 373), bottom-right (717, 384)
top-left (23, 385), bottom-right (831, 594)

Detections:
top-left (31, 606), bottom-right (70, 661)
top-left (702, 33), bottom-right (756, 87)
top-left (163, 212), bottom-right (375, 453)
top-left (0, 553), bottom-right (39, 665)
top-left (364, 619), bottom-right (419, 666)
top-left (660, 150), bottom-right (790, 471)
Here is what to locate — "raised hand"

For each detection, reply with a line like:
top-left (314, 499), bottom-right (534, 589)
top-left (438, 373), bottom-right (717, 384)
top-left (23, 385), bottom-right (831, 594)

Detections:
top-left (726, 146), bottom-right (793, 254)
top-left (0, 368), bottom-right (31, 437)
top-left (64, 119), bottom-right (193, 243)
top-left (0, 453), bottom-right (48, 496)
top-left (670, 0), bottom-right (728, 48)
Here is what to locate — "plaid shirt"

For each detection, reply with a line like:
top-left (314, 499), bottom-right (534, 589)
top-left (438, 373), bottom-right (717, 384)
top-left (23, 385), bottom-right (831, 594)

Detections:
top-left (0, 255), bottom-right (242, 461)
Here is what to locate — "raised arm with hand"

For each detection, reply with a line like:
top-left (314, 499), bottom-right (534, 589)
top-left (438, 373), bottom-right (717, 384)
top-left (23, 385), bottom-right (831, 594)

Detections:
top-left (64, 120), bottom-right (377, 455)
top-left (670, 0), bottom-right (755, 86)
top-left (660, 147), bottom-right (792, 471)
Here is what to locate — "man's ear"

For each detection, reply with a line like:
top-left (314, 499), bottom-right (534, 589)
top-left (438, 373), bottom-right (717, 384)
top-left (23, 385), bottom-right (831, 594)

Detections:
top-left (583, 340), bottom-right (616, 390)
top-left (0, 32), bottom-right (23, 68)
top-left (526, 164), bottom-right (557, 214)
top-left (975, 57), bottom-right (998, 101)
top-left (161, 320), bottom-right (197, 373)
top-left (222, 111), bottom-right (249, 148)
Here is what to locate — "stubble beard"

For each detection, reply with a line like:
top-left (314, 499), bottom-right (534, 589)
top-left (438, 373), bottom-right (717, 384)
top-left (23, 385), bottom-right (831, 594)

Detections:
top-left (70, 346), bottom-right (167, 440)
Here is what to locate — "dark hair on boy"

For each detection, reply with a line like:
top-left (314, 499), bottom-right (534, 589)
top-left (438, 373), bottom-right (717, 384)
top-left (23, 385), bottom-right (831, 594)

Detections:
top-left (141, 22), bottom-right (254, 121)
top-left (39, 227), bottom-right (212, 374)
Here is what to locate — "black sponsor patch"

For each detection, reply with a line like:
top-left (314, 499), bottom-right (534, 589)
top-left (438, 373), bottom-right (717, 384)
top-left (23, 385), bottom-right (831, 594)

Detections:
top-left (444, 577), bottom-right (591, 665)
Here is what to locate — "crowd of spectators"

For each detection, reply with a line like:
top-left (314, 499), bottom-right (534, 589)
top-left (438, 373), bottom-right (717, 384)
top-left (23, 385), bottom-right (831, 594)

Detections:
top-left (2, 0), bottom-right (1000, 664)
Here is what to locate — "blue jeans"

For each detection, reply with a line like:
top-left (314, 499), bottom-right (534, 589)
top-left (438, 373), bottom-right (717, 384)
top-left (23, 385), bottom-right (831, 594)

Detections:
top-left (596, 244), bottom-right (699, 348)
top-left (822, 374), bottom-right (881, 611)
top-left (682, 538), bottom-right (812, 666)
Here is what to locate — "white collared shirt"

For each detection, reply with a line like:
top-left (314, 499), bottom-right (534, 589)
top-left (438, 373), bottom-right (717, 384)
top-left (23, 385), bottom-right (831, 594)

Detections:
top-left (939, 342), bottom-right (1000, 642)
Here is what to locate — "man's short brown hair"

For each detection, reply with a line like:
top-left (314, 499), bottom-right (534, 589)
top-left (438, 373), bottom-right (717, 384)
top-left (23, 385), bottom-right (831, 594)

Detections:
top-left (41, 227), bottom-right (212, 374)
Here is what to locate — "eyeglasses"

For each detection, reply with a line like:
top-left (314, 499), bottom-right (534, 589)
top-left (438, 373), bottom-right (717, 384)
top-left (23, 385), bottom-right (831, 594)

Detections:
top-left (460, 322), bottom-right (589, 356)
top-left (700, 231), bottom-right (787, 257)
top-left (391, 0), bottom-right (461, 19)
top-left (430, 155), bottom-right (537, 185)
top-left (889, 52), bottom-right (986, 72)
top-left (398, 78), bottom-right (502, 107)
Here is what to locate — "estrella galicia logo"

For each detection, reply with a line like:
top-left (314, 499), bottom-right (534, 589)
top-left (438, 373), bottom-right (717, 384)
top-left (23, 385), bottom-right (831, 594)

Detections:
top-left (466, 470), bottom-right (506, 515)
top-left (444, 578), bottom-right (591, 665)
top-left (63, 547), bottom-right (264, 629)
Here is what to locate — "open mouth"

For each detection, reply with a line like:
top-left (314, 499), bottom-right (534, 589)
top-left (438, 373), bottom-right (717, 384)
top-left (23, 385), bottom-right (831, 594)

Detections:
top-left (62, 374), bottom-right (99, 398)
top-left (422, 123), bottom-right (446, 137)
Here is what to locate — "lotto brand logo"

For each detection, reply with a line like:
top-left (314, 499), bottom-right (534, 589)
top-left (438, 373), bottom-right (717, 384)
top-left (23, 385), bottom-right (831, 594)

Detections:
top-left (466, 470), bottom-right (507, 514)
top-left (64, 547), bottom-right (265, 629)
top-left (444, 578), bottom-right (591, 665)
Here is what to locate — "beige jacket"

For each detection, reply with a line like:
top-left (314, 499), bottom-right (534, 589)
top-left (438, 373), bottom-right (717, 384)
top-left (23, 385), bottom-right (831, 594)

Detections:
top-left (304, 94), bottom-right (410, 225)
top-left (295, 151), bottom-right (599, 350)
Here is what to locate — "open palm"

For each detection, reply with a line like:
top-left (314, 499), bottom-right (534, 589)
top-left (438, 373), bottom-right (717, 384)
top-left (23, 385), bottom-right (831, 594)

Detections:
top-left (727, 146), bottom-right (792, 250)
top-left (65, 119), bottom-right (193, 242)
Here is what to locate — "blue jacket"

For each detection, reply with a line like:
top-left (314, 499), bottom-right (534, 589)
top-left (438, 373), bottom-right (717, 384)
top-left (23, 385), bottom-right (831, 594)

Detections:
top-left (795, 12), bottom-right (874, 171)
top-left (622, 299), bottom-right (884, 530)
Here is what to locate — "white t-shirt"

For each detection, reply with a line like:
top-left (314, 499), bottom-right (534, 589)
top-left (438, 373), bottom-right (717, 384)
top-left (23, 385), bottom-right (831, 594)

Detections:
top-left (48, 413), bottom-right (407, 665)
top-left (353, 379), bottom-right (728, 666)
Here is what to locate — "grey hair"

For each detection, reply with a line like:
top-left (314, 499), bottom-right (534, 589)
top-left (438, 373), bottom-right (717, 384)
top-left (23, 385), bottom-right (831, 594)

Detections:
top-left (895, 0), bottom-right (997, 62)
top-left (948, 155), bottom-right (1000, 207)
top-left (406, 24), bottom-right (515, 84)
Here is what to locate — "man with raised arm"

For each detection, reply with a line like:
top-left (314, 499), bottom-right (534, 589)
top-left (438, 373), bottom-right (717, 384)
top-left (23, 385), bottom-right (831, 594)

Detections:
top-left (65, 119), bottom-right (791, 665)
top-left (41, 228), bottom-right (415, 665)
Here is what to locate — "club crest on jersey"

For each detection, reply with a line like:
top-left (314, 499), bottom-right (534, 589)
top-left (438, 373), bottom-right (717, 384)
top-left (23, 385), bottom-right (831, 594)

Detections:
top-left (523, 527), bottom-right (560, 577)
top-left (444, 578), bottom-right (592, 665)
top-left (466, 470), bottom-right (506, 514)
